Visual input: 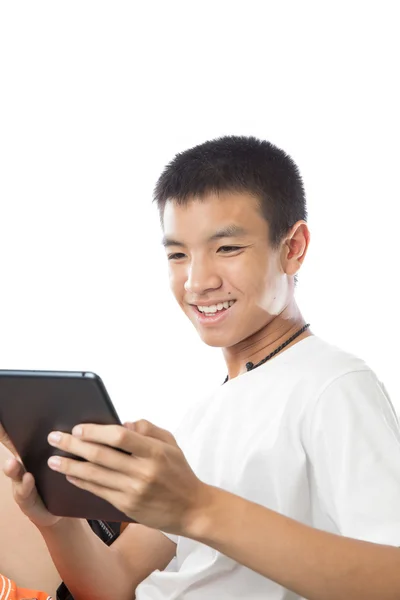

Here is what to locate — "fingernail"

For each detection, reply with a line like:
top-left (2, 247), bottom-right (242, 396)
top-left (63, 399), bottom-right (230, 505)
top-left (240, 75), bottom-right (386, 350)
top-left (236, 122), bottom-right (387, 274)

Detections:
top-left (48, 456), bottom-right (62, 470)
top-left (48, 432), bottom-right (62, 444)
top-left (4, 458), bottom-right (14, 469)
top-left (72, 425), bottom-right (83, 437)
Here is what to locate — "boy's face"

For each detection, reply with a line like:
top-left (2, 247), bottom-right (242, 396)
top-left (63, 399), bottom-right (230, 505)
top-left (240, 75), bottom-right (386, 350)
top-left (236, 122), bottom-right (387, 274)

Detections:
top-left (162, 191), bottom-right (298, 349)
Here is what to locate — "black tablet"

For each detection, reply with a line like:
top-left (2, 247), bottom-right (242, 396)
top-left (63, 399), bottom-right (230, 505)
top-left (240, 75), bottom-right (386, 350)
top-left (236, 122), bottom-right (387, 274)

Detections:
top-left (0, 370), bottom-right (134, 522)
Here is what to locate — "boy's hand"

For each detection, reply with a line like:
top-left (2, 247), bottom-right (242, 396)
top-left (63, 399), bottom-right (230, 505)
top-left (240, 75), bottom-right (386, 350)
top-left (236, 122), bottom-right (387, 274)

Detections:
top-left (2, 430), bottom-right (62, 529)
top-left (3, 457), bottom-right (62, 528)
top-left (46, 420), bottom-right (209, 535)
top-left (0, 422), bottom-right (18, 457)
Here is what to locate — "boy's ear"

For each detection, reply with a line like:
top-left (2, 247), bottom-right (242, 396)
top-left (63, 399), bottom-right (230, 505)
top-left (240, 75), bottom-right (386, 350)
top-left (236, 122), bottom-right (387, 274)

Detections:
top-left (281, 221), bottom-right (310, 275)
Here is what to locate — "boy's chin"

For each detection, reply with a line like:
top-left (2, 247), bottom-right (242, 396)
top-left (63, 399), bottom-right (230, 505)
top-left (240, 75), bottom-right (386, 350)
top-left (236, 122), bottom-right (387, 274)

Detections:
top-left (197, 329), bottom-right (237, 349)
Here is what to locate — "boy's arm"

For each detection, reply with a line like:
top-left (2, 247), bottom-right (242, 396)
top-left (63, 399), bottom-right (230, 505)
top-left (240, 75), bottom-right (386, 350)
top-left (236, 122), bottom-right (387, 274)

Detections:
top-left (184, 483), bottom-right (400, 600)
top-left (39, 518), bottom-right (176, 600)
top-left (0, 444), bottom-right (61, 596)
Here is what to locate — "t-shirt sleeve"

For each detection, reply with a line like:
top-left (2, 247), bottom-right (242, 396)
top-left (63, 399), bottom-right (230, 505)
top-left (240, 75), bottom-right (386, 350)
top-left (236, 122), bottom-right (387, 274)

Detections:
top-left (305, 369), bottom-right (400, 546)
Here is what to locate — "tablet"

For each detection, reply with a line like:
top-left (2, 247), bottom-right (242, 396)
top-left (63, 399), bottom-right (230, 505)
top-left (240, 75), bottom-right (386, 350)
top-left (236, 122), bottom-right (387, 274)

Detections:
top-left (0, 370), bottom-right (134, 522)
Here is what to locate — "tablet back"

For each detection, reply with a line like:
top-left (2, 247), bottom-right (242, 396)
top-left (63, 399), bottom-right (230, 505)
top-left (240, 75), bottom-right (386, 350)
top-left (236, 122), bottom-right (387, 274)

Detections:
top-left (0, 370), bottom-right (133, 522)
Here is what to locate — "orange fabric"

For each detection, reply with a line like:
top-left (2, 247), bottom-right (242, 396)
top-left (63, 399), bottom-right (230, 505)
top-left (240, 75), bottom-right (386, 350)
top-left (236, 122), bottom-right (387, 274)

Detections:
top-left (0, 574), bottom-right (52, 600)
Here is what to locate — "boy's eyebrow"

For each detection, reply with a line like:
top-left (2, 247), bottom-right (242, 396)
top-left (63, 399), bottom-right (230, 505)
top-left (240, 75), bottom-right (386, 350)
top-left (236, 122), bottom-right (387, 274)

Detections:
top-left (162, 224), bottom-right (249, 248)
top-left (209, 224), bottom-right (249, 241)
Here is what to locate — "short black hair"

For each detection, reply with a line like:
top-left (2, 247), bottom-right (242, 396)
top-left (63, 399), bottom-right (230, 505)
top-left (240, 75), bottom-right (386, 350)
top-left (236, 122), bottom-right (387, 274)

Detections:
top-left (153, 135), bottom-right (307, 248)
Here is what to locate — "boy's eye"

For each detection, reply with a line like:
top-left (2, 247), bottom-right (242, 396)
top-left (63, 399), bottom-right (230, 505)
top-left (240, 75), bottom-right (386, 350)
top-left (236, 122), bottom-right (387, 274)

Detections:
top-left (168, 253), bottom-right (186, 260)
top-left (218, 246), bottom-right (242, 253)
top-left (168, 246), bottom-right (243, 260)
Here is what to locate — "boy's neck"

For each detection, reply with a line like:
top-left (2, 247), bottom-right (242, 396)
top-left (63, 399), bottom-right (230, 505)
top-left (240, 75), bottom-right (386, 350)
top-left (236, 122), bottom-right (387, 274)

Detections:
top-left (223, 305), bottom-right (312, 380)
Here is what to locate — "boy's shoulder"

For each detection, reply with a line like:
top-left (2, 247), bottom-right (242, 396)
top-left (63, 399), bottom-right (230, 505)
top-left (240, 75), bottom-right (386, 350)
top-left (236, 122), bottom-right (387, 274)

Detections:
top-left (294, 335), bottom-right (372, 381)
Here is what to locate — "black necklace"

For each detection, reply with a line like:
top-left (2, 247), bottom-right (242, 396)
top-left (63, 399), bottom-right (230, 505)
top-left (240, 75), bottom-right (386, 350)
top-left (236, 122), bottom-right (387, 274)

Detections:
top-left (223, 323), bottom-right (311, 384)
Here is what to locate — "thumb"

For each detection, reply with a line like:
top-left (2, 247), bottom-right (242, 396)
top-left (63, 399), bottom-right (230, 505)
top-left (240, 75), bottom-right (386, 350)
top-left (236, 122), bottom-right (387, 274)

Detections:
top-left (0, 423), bottom-right (18, 458)
top-left (124, 419), bottom-right (178, 446)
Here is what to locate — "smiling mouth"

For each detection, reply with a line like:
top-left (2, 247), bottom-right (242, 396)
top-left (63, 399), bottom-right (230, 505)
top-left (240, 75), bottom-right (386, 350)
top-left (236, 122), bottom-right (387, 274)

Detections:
top-left (196, 300), bottom-right (236, 314)
top-left (191, 300), bottom-right (236, 319)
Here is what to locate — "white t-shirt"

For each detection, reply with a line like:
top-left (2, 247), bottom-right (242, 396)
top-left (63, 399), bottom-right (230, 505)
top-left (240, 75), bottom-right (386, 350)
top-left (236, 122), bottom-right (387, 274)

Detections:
top-left (136, 336), bottom-right (400, 599)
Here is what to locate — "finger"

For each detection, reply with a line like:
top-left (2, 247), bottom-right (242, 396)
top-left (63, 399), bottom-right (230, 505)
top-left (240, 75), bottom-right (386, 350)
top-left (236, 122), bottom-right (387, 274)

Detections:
top-left (68, 424), bottom-right (158, 458)
top-left (48, 454), bottom-right (133, 491)
top-left (0, 423), bottom-right (18, 456)
top-left (2, 457), bottom-right (25, 481)
top-left (13, 471), bottom-right (36, 503)
top-left (48, 431), bottom-right (135, 475)
top-left (65, 475), bottom-right (131, 518)
top-left (125, 420), bottom-right (178, 447)
top-left (0, 421), bottom-right (7, 440)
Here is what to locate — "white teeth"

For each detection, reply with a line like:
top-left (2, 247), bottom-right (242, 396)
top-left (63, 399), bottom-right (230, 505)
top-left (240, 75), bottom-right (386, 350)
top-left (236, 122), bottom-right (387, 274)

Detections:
top-left (197, 300), bottom-right (235, 313)
top-left (204, 305), bottom-right (218, 313)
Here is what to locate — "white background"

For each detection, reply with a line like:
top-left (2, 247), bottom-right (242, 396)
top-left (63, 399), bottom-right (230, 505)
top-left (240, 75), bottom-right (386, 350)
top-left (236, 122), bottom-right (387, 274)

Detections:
top-left (0, 1), bottom-right (399, 429)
